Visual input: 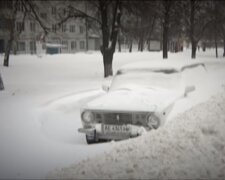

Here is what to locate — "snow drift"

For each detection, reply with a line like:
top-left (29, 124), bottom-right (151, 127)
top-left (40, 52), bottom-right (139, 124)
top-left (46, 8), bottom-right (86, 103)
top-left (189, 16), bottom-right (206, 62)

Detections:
top-left (48, 87), bottom-right (225, 179)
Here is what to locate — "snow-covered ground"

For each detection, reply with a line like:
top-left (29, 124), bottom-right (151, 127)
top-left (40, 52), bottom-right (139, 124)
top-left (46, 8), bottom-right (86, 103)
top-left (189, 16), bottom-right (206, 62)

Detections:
top-left (48, 88), bottom-right (225, 179)
top-left (0, 49), bottom-right (225, 179)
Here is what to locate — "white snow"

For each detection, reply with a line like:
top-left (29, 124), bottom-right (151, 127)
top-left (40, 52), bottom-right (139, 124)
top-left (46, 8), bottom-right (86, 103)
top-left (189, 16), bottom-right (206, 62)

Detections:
top-left (118, 58), bottom-right (205, 72)
top-left (0, 49), bottom-right (225, 179)
top-left (48, 89), bottom-right (225, 179)
top-left (85, 86), bottom-right (180, 112)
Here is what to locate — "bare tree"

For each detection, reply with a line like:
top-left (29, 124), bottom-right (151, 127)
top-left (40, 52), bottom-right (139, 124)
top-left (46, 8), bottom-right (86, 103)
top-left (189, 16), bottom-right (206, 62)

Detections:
top-left (3, 0), bottom-right (51, 67)
top-left (122, 1), bottom-right (158, 52)
top-left (222, 26), bottom-right (225, 57)
top-left (161, 0), bottom-right (173, 59)
top-left (184, 0), bottom-right (211, 59)
top-left (216, 0), bottom-right (225, 57)
top-left (3, 0), bottom-right (19, 67)
top-left (210, 0), bottom-right (225, 58)
top-left (120, 5), bottom-right (139, 53)
top-left (222, 23), bottom-right (225, 57)
top-left (212, 1), bottom-right (219, 58)
top-left (1, 0), bottom-right (52, 90)
top-left (56, 0), bottom-right (122, 77)
top-left (100, 0), bottom-right (121, 77)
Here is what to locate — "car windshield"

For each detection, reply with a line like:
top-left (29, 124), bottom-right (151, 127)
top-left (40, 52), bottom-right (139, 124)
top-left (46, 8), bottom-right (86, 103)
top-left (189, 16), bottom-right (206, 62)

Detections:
top-left (109, 69), bottom-right (182, 91)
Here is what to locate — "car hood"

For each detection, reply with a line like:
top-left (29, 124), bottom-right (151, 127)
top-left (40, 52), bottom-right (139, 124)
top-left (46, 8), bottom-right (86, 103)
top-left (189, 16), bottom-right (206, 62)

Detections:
top-left (84, 86), bottom-right (183, 112)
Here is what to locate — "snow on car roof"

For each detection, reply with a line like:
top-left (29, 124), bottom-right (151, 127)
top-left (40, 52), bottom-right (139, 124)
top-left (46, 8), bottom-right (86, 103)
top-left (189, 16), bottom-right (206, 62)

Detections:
top-left (117, 60), bottom-right (205, 75)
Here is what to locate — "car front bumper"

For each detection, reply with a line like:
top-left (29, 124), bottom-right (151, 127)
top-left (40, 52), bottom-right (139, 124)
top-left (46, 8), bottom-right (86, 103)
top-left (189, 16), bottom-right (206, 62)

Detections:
top-left (78, 123), bottom-right (147, 140)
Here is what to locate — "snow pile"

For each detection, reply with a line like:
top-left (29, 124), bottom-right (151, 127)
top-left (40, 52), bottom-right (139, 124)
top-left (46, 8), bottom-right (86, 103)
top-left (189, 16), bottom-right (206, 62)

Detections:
top-left (48, 87), bottom-right (225, 179)
top-left (1, 50), bottom-right (225, 178)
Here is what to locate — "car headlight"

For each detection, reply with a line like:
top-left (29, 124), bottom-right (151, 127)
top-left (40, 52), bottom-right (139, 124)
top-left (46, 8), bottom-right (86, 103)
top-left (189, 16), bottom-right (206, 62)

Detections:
top-left (146, 114), bottom-right (160, 129)
top-left (81, 111), bottom-right (94, 123)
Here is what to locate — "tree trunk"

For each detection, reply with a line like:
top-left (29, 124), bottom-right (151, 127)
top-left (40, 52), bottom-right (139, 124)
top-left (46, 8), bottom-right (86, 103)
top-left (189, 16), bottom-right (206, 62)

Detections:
top-left (103, 49), bottom-right (113, 77)
top-left (139, 33), bottom-right (144, 52)
top-left (147, 14), bottom-right (156, 52)
top-left (138, 39), bottom-right (141, 51)
top-left (104, 61), bottom-right (113, 77)
top-left (100, 0), bottom-right (121, 78)
top-left (140, 39), bottom-right (144, 52)
top-left (147, 39), bottom-right (151, 51)
top-left (190, 0), bottom-right (196, 59)
top-left (129, 39), bottom-right (132, 53)
top-left (3, 2), bottom-right (17, 67)
top-left (0, 73), bottom-right (4, 90)
top-left (223, 38), bottom-right (225, 57)
top-left (4, 39), bottom-right (13, 67)
top-left (214, 1), bottom-right (218, 58)
top-left (215, 34), bottom-right (218, 58)
top-left (191, 42), bottom-right (197, 59)
top-left (163, 25), bottom-right (168, 59)
top-left (162, 0), bottom-right (171, 59)
top-left (4, 20), bottom-right (15, 67)
top-left (118, 38), bottom-right (121, 52)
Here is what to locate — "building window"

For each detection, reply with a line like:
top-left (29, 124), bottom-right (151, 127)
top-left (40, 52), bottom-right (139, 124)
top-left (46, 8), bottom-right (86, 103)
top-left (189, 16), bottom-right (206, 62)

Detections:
top-left (71, 41), bottom-right (76, 50)
top-left (63, 9), bottom-right (67, 15)
top-left (52, 6), bottom-right (56, 15)
top-left (0, 1), bottom-right (12, 9)
top-left (80, 41), bottom-right (85, 49)
top-left (70, 25), bottom-right (75, 33)
top-left (80, 26), bottom-right (84, 34)
top-left (52, 24), bottom-right (57, 33)
top-left (30, 41), bottom-right (36, 53)
top-left (62, 40), bottom-right (68, 49)
top-left (17, 41), bottom-right (25, 51)
top-left (16, 22), bottom-right (24, 32)
top-left (40, 13), bottom-right (47, 20)
top-left (30, 22), bottom-right (35, 32)
top-left (62, 24), bottom-right (66, 32)
top-left (0, 18), bottom-right (13, 30)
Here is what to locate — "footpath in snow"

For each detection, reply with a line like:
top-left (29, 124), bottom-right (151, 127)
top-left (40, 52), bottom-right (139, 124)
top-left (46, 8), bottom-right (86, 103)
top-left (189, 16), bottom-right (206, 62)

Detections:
top-left (48, 87), bottom-right (225, 179)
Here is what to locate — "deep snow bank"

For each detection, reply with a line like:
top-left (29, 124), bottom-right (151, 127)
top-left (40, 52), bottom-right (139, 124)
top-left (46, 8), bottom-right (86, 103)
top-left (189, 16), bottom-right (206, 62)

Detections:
top-left (48, 86), bottom-right (225, 179)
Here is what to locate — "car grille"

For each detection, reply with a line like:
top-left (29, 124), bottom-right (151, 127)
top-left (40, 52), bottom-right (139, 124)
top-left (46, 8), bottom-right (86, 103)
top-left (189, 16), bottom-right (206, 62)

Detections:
top-left (94, 111), bottom-right (149, 126)
top-left (105, 113), bottom-right (132, 125)
top-left (94, 112), bottom-right (132, 125)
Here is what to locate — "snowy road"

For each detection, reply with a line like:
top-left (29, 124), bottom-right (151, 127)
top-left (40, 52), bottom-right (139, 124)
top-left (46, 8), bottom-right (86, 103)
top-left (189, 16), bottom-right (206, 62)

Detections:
top-left (0, 50), bottom-right (225, 178)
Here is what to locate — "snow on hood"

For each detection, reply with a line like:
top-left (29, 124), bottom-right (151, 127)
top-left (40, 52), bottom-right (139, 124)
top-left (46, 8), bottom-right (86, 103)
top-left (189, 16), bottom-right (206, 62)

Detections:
top-left (84, 86), bottom-right (181, 112)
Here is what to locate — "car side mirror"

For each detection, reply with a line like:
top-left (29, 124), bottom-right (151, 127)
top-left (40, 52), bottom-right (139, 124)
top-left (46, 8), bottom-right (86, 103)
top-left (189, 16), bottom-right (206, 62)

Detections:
top-left (102, 76), bottom-right (113, 92)
top-left (184, 85), bottom-right (195, 97)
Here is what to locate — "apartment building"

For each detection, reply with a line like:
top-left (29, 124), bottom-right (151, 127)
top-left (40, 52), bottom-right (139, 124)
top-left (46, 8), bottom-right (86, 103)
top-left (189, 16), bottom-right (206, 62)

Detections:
top-left (0, 1), bottom-right (100, 55)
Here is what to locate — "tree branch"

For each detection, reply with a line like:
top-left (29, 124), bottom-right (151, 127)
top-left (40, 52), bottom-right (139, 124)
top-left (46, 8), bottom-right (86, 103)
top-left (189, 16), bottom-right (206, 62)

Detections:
top-left (23, 0), bottom-right (51, 35)
top-left (68, 5), bottom-right (102, 25)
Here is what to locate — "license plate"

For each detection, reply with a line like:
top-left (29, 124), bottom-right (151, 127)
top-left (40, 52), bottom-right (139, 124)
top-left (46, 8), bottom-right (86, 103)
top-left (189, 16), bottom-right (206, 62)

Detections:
top-left (102, 124), bottom-right (130, 134)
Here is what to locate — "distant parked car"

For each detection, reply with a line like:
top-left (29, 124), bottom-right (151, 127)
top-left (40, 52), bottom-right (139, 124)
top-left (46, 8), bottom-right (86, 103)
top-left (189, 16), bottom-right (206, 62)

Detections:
top-left (78, 60), bottom-right (206, 144)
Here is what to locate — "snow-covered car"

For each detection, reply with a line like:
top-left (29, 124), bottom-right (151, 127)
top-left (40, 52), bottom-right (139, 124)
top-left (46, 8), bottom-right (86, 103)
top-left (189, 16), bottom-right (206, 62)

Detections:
top-left (78, 60), bottom-right (206, 144)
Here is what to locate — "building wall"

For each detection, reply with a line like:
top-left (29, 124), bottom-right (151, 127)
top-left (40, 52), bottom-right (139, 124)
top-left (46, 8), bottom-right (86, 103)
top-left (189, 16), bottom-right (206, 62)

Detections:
top-left (0, 0), bottom-right (96, 55)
